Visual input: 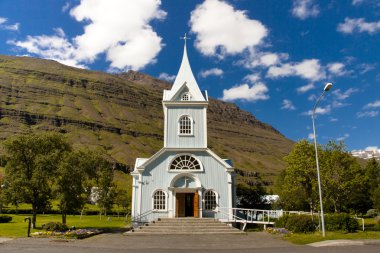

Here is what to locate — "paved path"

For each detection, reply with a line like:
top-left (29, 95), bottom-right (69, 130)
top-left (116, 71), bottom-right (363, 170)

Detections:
top-left (1, 233), bottom-right (380, 253)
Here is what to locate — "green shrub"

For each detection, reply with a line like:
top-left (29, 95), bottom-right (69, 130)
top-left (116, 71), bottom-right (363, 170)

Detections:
top-left (366, 209), bottom-right (378, 218)
top-left (286, 215), bottom-right (316, 233)
top-left (325, 213), bottom-right (358, 233)
top-left (275, 214), bottom-right (289, 228)
top-left (43, 222), bottom-right (68, 232)
top-left (375, 219), bottom-right (380, 231)
top-left (275, 214), bottom-right (316, 233)
top-left (0, 215), bottom-right (12, 223)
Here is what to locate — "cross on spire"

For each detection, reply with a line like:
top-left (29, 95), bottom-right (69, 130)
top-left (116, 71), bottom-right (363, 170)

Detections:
top-left (180, 33), bottom-right (190, 46)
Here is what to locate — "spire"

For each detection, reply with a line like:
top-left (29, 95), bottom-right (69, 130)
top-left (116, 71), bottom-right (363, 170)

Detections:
top-left (165, 34), bottom-right (206, 101)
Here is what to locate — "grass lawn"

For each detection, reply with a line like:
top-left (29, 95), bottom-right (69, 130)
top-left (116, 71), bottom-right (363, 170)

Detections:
top-left (283, 231), bottom-right (380, 245)
top-left (0, 214), bottom-right (130, 237)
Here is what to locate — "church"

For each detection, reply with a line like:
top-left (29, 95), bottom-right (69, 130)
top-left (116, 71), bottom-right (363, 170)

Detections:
top-left (131, 40), bottom-right (236, 224)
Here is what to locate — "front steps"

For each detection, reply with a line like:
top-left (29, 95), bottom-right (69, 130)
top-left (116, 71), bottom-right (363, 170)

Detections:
top-left (125, 218), bottom-right (245, 235)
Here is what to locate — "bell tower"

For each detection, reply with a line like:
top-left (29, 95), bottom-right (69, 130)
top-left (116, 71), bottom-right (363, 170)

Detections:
top-left (162, 35), bottom-right (209, 149)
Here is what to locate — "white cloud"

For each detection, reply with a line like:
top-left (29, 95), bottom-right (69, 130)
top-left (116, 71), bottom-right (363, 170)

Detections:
top-left (0, 16), bottom-right (19, 31)
top-left (190, 0), bottom-right (267, 57)
top-left (297, 83), bottom-right (315, 93)
top-left (352, 0), bottom-right (364, 5)
top-left (281, 99), bottom-right (296, 110)
top-left (327, 62), bottom-right (347, 76)
top-left (8, 28), bottom-right (86, 69)
top-left (332, 88), bottom-right (358, 100)
top-left (337, 133), bottom-right (349, 141)
top-left (330, 117), bottom-right (338, 122)
top-left (62, 2), bottom-right (71, 12)
top-left (303, 105), bottom-right (331, 116)
top-left (221, 82), bottom-right (269, 102)
top-left (365, 100), bottom-right (380, 108)
top-left (337, 18), bottom-right (380, 34)
top-left (158, 73), bottom-right (176, 82)
top-left (241, 50), bottom-right (289, 69)
top-left (292, 0), bottom-right (320, 20)
top-left (10, 0), bottom-right (166, 70)
top-left (199, 68), bottom-right (224, 78)
top-left (358, 63), bottom-right (375, 74)
top-left (308, 133), bottom-right (315, 139)
top-left (365, 146), bottom-right (379, 151)
top-left (357, 110), bottom-right (379, 118)
top-left (267, 59), bottom-right (325, 81)
top-left (243, 74), bottom-right (261, 83)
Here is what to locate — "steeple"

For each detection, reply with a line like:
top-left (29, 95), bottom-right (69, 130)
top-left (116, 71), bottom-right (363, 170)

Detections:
top-left (163, 35), bottom-right (207, 102)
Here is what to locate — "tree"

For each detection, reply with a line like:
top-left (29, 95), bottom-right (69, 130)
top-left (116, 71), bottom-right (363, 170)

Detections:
top-left (55, 150), bottom-right (90, 224)
top-left (2, 132), bottom-right (71, 228)
top-left (276, 139), bottom-right (319, 212)
top-left (236, 183), bottom-right (267, 209)
top-left (93, 156), bottom-right (116, 218)
top-left (373, 186), bottom-right (380, 212)
top-left (321, 141), bottom-right (369, 213)
top-left (365, 158), bottom-right (380, 195)
top-left (114, 188), bottom-right (130, 219)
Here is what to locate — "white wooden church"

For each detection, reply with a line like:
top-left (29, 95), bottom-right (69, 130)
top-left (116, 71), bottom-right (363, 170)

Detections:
top-left (131, 41), bottom-right (236, 224)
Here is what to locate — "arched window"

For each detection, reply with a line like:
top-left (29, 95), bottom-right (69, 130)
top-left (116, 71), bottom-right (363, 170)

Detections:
top-left (181, 92), bottom-right (191, 101)
top-left (153, 190), bottom-right (166, 210)
top-left (179, 115), bottom-right (192, 135)
top-left (204, 190), bottom-right (217, 210)
top-left (170, 155), bottom-right (201, 170)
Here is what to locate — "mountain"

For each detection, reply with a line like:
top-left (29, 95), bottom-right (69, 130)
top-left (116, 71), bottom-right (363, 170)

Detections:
top-left (351, 149), bottom-right (380, 161)
top-left (0, 55), bottom-right (294, 186)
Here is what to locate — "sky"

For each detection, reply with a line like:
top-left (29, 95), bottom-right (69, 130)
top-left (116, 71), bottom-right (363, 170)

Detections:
top-left (0, 0), bottom-right (379, 152)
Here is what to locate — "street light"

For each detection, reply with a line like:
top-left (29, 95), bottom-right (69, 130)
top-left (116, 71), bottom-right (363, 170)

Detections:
top-left (312, 82), bottom-right (332, 238)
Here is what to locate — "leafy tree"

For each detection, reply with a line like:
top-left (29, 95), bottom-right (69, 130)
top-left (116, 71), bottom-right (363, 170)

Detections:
top-left (236, 183), bottom-right (267, 209)
top-left (114, 188), bottom-right (130, 219)
top-left (2, 132), bottom-right (71, 228)
top-left (276, 139), bottom-right (319, 212)
top-left (373, 186), bottom-right (380, 212)
top-left (55, 150), bottom-right (90, 224)
top-left (94, 157), bottom-right (116, 218)
top-left (365, 158), bottom-right (380, 199)
top-left (321, 141), bottom-right (368, 213)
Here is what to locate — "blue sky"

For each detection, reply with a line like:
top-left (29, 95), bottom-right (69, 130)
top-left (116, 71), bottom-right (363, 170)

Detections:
top-left (0, 0), bottom-right (379, 152)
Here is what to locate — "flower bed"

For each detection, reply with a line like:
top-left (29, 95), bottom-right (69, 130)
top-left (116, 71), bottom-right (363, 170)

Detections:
top-left (31, 228), bottom-right (102, 239)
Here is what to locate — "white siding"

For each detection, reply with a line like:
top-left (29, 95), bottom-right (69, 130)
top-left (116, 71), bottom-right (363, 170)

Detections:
top-left (165, 106), bottom-right (206, 148)
top-left (137, 151), bottom-right (230, 220)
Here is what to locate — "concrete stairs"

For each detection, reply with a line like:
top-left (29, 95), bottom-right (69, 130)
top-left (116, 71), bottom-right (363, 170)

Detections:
top-left (126, 218), bottom-right (245, 235)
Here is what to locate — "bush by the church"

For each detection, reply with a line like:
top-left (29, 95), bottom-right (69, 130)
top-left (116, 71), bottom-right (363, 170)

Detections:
top-left (325, 213), bottom-right (358, 233)
top-left (43, 222), bottom-right (69, 232)
top-left (274, 214), bottom-right (289, 229)
top-left (0, 215), bottom-right (12, 223)
top-left (285, 215), bottom-right (316, 233)
top-left (275, 214), bottom-right (316, 233)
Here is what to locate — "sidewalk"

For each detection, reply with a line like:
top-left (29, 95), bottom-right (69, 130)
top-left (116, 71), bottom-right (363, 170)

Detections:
top-left (309, 239), bottom-right (380, 247)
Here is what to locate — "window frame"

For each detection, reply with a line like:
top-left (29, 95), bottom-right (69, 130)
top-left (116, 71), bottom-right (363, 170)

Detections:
top-left (181, 92), bottom-right (191, 101)
top-left (168, 153), bottom-right (203, 172)
top-left (203, 190), bottom-right (218, 211)
top-left (178, 115), bottom-right (193, 136)
top-left (152, 189), bottom-right (167, 212)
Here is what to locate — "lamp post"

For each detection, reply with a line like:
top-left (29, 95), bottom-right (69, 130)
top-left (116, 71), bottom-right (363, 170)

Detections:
top-left (312, 82), bottom-right (332, 238)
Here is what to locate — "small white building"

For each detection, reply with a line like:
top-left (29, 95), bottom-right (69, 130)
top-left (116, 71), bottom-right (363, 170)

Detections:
top-left (131, 42), bottom-right (236, 223)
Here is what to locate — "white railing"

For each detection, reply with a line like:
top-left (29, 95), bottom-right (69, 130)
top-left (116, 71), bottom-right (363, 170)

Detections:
top-left (132, 209), bottom-right (158, 228)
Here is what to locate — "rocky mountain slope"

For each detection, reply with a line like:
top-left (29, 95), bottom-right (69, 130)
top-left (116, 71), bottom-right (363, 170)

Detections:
top-left (0, 55), bottom-right (293, 186)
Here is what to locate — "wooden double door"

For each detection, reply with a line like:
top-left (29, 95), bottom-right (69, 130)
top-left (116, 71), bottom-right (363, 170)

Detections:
top-left (176, 192), bottom-right (199, 218)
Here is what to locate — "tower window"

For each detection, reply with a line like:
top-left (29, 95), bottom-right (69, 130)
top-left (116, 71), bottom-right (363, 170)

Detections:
top-left (204, 190), bottom-right (217, 210)
top-left (181, 93), bottom-right (191, 101)
top-left (179, 115), bottom-right (192, 135)
top-left (153, 190), bottom-right (166, 210)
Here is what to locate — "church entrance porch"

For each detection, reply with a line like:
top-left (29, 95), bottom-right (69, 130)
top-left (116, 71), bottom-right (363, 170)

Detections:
top-left (176, 192), bottom-right (199, 218)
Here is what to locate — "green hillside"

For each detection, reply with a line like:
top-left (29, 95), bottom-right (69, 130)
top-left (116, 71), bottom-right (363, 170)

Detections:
top-left (0, 55), bottom-right (294, 186)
